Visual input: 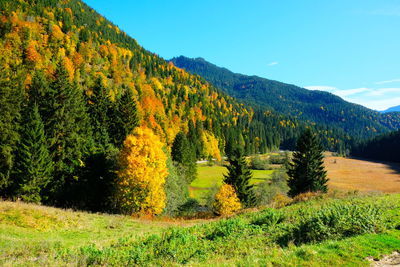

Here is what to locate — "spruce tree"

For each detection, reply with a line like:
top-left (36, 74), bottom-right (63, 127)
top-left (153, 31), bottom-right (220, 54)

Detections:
top-left (287, 129), bottom-right (328, 197)
top-left (223, 148), bottom-right (255, 207)
top-left (108, 88), bottom-right (139, 147)
top-left (87, 77), bottom-right (111, 150)
top-left (44, 63), bottom-right (92, 202)
top-left (0, 71), bottom-right (22, 197)
top-left (171, 132), bottom-right (197, 183)
top-left (14, 103), bottom-right (53, 203)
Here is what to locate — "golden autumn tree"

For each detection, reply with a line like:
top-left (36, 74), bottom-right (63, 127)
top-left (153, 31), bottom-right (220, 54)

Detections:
top-left (213, 184), bottom-right (241, 216)
top-left (201, 131), bottom-right (221, 161)
top-left (116, 126), bottom-right (168, 215)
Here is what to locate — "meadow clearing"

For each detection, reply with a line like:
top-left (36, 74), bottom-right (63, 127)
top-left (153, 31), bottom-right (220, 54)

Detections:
top-left (190, 154), bottom-right (400, 205)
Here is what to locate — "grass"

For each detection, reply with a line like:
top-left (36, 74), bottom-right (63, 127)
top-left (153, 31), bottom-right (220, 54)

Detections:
top-left (325, 156), bottom-right (400, 193)
top-left (0, 201), bottom-right (196, 266)
top-left (190, 164), bottom-right (274, 204)
top-left (2, 193), bottom-right (398, 266)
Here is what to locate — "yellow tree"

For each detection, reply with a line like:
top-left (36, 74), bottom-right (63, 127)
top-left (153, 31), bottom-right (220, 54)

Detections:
top-left (213, 184), bottom-right (241, 216)
top-left (201, 131), bottom-right (221, 161)
top-left (116, 126), bottom-right (168, 215)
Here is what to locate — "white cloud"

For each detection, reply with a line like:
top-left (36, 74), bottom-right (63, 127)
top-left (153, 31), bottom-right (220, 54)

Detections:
top-left (335, 88), bottom-right (371, 97)
top-left (375, 79), bottom-right (400, 85)
top-left (304, 85), bottom-right (400, 110)
top-left (267, 62), bottom-right (278, 66)
top-left (367, 88), bottom-right (400, 96)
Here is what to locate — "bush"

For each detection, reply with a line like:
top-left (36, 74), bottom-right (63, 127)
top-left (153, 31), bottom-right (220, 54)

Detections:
top-left (269, 154), bottom-right (286, 165)
top-left (206, 218), bottom-right (252, 240)
top-left (177, 198), bottom-right (201, 217)
top-left (213, 184), bottom-right (241, 216)
top-left (254, 171), bottom-right (288, 206)
top-left (163, 158), bottom-right (189, 216)
top-left (270, 194), bottom-right (291, 208)
top-left (250, 155), bottom-right (271, 170)
top-left (292, 191), bottom-right (323, 204)
top-left (291, 203), bottom-right (384, 244)
top-left (250, 209), bottom-right (285, 227)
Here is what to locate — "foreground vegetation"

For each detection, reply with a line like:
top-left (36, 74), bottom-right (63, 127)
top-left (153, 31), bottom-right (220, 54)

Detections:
top-left (1, 193), bottom-right (399, 266)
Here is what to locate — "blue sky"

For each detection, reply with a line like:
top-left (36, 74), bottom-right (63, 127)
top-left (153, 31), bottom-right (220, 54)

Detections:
top-left (84, 0), bottom-right (400, 111)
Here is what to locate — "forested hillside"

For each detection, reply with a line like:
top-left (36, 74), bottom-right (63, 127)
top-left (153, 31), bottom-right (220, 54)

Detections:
top-left (171, 56), bottom-right (400, 140)
top-left (0, 0), bottom-right (347, 211)
top-left (352, 130), bottom-right (400, 163)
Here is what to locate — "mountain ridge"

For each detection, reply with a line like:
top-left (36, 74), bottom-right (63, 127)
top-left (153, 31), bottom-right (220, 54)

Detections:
top-left (170, 56), bottom-right (400, 139)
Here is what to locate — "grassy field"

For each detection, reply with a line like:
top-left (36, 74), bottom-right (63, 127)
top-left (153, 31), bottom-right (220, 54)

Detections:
top-left (190, 164), bottom-right (275, 204)
top-left (325, 156), bottom-right (400, 193)
top-left (1, 193), bottom-right (400, 266)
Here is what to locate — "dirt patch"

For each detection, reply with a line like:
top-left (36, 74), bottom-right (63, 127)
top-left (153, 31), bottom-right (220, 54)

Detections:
top-left (367, 251), bottom-right (400, 266)
top-left (325, 156), bottom-right (400, 193)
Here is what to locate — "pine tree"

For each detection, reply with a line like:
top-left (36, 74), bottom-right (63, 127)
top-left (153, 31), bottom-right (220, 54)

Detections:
top-left (14, 103), bottom-right (53, 203)
top-left (223, 148), bottom-right (255, 207)
top-left (287, 129), bottom-right (328, 197)
top-left (171, 132), bottom-right (197, 183)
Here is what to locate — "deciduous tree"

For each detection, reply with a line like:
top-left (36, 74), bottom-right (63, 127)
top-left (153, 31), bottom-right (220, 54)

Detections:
top-left (116, 126), bottom-right (168, 215)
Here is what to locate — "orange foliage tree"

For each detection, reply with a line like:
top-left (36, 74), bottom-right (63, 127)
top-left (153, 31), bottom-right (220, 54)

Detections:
top-left (213, 184), bottom-right (241, 216)
top-left (116, 126), bottom-right (168, 215)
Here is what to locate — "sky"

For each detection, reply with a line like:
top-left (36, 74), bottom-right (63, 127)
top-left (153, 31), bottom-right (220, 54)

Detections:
top-left (84, 0), bottom-right (400, 111)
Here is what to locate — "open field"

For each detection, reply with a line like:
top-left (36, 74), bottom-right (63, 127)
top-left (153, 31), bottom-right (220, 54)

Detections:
top-left (1, 194), bottom-right (400, 266)
top-left (325, 156), bottom-right (400, 193)
top-left (190, 164), bottom-right (275, 203)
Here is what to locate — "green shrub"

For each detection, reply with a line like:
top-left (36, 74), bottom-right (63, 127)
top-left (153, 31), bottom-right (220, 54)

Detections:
top-left (250, 208), bottom-right (285, 227)
top-left (291, 203), bottom-right (384, 244)
top-left (254, 171), bottom-right (288, 206)
top-left (206, 218), bottom-right (254, 240)
top-left (269, 154), bottom-right (286, 165)
top-left (177, 198), bottom-right (201, 217)
top-left (250, 156), bottom-right (271, 170)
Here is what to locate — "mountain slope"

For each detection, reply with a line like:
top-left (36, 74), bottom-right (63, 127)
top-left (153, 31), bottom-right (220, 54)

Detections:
top-left (170, 56), bottom-right (400, 139)
top-left (381, 105), bottom-right (400, 113)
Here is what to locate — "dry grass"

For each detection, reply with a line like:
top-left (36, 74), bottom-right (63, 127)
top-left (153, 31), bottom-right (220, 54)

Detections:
top-left (325, 156), bottom-right (400, 193)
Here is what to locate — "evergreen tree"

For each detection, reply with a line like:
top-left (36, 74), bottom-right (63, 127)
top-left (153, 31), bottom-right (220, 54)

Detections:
top-left (0, 71), bottom-right (22, 196)
top-left (287, 129), bottom-right (328, 197)
top-left (87, 77), bottom-right (111, 150)
top-left (171, 132), bottom-right (197, 183)
top-left (14, 103), bottom-right (53, 203)
top-left (44, 63), bottom-right (92, 203)
top-left (223, 148), bottom-right (255, 207)
top-left (108, 88), bottom-right (139, 147)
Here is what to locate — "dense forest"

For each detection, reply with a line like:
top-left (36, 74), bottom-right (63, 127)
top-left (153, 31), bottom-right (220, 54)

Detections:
top-left (171, 56), bottom-right (400, 140)
top-left (352, 130), bottom-right (400, 163)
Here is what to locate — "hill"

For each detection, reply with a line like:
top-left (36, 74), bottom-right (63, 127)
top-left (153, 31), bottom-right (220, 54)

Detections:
top-left (0, 0), bottom-right (321, 208)
top-left (170, 56), bottom-right (400, 139)
top-left (1, 194), bottom-right (400, 265)
top-left (381, 105), bottom-right (400, 113)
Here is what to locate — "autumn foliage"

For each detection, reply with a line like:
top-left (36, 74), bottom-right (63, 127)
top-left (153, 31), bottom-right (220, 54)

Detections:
top-left (116, 126), bottom-right (168, 215)
top-left (213, 184), bottom-right (241, 216)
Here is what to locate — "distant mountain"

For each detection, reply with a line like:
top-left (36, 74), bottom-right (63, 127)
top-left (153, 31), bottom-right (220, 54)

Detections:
top-left (170, 56), bottom-right (400, 139)
top-left (381, 105), bottom-right (400, 113)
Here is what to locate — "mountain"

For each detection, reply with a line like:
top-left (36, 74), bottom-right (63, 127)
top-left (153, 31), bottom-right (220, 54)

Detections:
top-left (381, 105), bottom-right (400, 113)
top-left (170, 56), bottom-right (400, 139)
